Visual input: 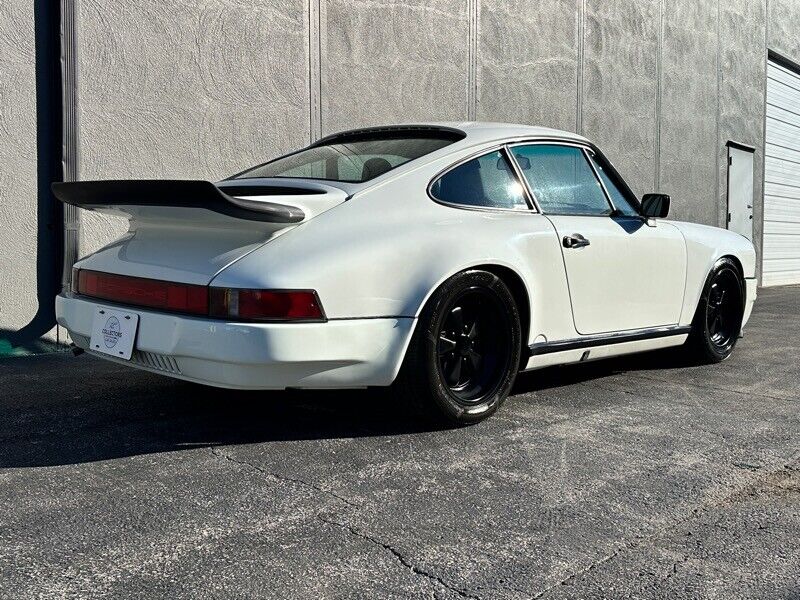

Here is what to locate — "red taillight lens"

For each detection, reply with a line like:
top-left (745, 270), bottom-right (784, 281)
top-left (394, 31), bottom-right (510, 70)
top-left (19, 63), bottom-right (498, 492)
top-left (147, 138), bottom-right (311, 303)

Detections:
top-left (209, 288), bottom-right (325, 321)
top-left (72, 269), bottom-right (324, 321)
top-left (71, 267), bottom-right (80, 294)
top-left (75, 269), bottom-right (208, 315)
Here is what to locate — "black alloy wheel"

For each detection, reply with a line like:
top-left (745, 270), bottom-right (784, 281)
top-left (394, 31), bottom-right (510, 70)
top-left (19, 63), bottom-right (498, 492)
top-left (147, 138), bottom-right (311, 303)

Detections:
top-left (392, 270), bottom-right (522, 425)
top-left (688, 257), bottom-right (744, 363)
top-left (705, 269), bottom-right (742, 351)
top-left (436, 289), bottom-right (512, 403)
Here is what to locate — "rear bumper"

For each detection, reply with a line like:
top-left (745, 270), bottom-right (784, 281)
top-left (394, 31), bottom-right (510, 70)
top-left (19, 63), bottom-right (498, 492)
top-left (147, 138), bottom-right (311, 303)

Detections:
top-left (56, 294), bottom-right (415, 389)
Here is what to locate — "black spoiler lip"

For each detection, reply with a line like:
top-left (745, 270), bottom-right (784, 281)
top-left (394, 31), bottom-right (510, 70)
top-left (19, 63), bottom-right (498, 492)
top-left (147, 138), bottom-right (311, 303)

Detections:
top-left (51, 179), bottom-right (306, 224)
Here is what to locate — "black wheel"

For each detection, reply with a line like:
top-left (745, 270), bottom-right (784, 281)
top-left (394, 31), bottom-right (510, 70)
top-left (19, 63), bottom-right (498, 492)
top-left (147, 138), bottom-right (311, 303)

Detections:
top-left (687, 258), bottom-right (745, 363)
top-left (392, 270), bottom-right (522, 425)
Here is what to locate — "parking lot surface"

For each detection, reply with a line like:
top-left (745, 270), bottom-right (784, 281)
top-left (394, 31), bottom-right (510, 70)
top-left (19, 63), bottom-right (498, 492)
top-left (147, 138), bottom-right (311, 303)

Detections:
top-left (1, 286), bottom-right (798, 599)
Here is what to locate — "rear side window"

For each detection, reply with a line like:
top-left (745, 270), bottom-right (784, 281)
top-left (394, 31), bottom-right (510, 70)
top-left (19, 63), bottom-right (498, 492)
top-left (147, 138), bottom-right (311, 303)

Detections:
top-left (235, 135), bottom-right (459, 183)
top-left (430, 151), bottom-right (529, 210)
top-left (510, 144), bottom-right (611, 215)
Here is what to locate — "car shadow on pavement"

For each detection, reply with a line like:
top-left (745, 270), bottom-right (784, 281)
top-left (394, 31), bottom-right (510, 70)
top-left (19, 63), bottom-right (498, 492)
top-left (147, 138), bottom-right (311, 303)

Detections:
top-left (512, 345), bottom-right (700, 394)
top-left (0, 347), bottom-right (698, 469)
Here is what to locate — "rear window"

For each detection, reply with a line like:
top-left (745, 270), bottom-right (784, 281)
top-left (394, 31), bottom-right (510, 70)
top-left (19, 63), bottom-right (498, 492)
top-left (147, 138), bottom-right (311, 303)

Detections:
top-left (233, 133), bottom-right (461, 183)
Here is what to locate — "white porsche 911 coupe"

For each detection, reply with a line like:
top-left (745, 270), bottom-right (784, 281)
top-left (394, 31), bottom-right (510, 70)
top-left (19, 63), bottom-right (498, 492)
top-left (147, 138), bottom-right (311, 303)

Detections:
top-left (54, 122), bottom-right (757, 424)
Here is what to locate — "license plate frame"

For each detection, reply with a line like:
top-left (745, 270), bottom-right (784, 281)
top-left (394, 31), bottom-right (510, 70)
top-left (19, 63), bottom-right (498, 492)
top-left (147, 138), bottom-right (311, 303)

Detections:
top-left (88, 307), bottom-right (139, 360)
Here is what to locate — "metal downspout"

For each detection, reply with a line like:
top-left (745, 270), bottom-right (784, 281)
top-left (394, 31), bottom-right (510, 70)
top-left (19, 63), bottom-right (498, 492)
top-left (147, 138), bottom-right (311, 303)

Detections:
top-left (60, 0), bottom-right (79, 293)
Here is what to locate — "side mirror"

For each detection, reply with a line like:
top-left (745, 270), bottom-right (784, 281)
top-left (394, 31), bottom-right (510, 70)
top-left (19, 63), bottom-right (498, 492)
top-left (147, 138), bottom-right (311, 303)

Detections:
top-left (641, 193), bottom-right (670, 218)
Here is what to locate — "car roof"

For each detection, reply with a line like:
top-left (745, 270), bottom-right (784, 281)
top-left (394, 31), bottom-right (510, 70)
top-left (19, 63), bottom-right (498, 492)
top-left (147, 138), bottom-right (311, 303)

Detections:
top-left (318, 121), bottom-right (591, 148)
top-left (227, 122), bottom-right (593, 194)
top-left (434, 121), bottom-right (590, 146)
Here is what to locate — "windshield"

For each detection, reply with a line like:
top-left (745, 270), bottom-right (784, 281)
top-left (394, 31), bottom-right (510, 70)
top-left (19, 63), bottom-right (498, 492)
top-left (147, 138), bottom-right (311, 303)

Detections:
top-left (234, 136), bottom-right (456, 183)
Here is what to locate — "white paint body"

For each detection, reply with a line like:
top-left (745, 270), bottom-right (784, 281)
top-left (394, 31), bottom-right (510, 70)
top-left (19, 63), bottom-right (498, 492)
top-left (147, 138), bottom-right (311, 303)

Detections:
top-left (56, 123), bottom-right (758, 389)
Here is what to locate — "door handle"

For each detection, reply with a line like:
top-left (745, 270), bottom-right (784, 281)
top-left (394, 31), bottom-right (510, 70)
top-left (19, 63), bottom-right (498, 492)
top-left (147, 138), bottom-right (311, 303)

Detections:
top-left (563, 234), bottom-right (590, 249)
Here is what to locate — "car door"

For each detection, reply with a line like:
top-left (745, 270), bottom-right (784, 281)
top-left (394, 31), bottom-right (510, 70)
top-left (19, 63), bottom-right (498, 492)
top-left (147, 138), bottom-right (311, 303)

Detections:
top-left (509, 143), bottom-right (687, 335)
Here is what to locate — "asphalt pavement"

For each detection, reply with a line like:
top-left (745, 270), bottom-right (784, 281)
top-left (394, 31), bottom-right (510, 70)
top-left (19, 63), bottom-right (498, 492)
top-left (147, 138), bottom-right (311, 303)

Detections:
top-left (1, 286), bottom-right (798, 599)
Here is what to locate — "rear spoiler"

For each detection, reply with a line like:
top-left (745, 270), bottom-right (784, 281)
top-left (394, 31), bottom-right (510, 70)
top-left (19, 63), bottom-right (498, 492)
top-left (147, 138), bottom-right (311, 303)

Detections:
top-left (51, 180), bottom-right (305, 224)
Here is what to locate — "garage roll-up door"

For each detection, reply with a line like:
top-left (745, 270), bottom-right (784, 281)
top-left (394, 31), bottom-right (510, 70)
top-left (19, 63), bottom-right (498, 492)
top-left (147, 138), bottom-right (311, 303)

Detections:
top-left (764, 58), bottom-right (800, 286)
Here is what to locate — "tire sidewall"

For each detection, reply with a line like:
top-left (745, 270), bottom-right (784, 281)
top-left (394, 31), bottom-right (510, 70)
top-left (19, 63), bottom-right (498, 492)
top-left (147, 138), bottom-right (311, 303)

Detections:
top-left (695, 258), bottom-right (744, 362)
top-left (420, 270), bottom-right (522, 424)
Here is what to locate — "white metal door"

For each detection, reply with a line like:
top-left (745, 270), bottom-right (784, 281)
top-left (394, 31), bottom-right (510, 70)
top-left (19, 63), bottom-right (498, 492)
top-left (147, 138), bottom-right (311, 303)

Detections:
top-left (727, 145), bottom-right (754, 241)
top-left (547, 215), bottom-right (687, 335)
top-left (764, 59), bottom-right (800, 286)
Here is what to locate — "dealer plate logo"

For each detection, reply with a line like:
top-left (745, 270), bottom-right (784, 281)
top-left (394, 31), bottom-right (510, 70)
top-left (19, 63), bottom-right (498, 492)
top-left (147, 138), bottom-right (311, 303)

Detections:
top-left (89, 308), bottom-right (139, 360)
top-left (102, 316), bottom-right (122, 349)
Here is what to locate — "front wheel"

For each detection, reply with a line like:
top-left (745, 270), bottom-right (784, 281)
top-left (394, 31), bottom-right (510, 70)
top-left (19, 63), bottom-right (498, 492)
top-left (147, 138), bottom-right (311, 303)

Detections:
top-left (393, 270), bottom-right (522, 425)
top-left (686, 258), bottom-right (745, 363)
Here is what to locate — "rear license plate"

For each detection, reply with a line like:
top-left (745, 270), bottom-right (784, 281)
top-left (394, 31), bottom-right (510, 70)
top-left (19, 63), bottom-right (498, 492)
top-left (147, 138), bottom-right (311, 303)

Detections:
top-left (89, 307), bottom-right (139, 360)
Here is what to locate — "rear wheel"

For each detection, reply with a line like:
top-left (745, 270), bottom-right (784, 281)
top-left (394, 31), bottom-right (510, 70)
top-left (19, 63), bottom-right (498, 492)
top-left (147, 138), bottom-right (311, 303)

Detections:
top-left (687, 258), bottom-right (744, 363)
top-left (393, 270), bottom-right (522, 425)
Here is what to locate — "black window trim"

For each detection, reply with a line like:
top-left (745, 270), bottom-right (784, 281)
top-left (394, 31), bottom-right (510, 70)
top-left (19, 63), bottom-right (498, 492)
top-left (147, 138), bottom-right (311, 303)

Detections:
top-left (583, 147), bottom-right (644, 218)
top-left (427, 144), bottom-right (538, 214)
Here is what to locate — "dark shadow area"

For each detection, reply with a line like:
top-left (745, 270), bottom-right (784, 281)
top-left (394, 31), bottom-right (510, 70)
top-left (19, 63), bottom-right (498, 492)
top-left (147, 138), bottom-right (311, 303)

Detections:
top-left (0, 328), bottom-right (65, 354)
top-left (513, 345), bottom-right (699, 394)
top-left (0, 346), bottom-right (696, 469)
top-left (0, 355), bottom-right (452, 469)
top-left (1, 1), bottom-right (63, 352)
top-left (611, 215), bottom-right (646, 234)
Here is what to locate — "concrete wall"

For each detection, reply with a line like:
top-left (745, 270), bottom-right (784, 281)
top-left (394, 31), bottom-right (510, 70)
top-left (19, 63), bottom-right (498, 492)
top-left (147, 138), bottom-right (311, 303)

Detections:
top-left (476, 0), bottom-right (578, 132)
top-left (660, 0), bottom-right (719, 226)
top-left (3, 0), bottom-right (800, 347)
top-left (0, 2), bottom-right (37, 344)
top-left (0, 1), bottom-right (63, 353)
top-left (76, 0), bottom-right (312, 255)
top-left (322, 0), bottom-right (470, 133)
top-left (717, 0), bottom-right (767, 274)
top-left (769, 0), bottom-right (800, 63)
top-left (71, 0), bottom-right (790, 261)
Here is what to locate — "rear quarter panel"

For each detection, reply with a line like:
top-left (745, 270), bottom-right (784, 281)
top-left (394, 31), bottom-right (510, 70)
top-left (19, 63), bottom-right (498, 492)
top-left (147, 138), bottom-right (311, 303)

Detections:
top-left (212, 157), bottom-right (578, 346)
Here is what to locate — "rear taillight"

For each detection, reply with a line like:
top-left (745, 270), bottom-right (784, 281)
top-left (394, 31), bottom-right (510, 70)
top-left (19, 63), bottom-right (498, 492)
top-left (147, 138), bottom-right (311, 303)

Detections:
top-left (71, 267), bottom-right (80, 294)
top-left (71, 269), bottom-right (325, 322)
top-left (209, 288), bottom-right (325, 322)
top-left (74, 269), bottom-right (208, 315)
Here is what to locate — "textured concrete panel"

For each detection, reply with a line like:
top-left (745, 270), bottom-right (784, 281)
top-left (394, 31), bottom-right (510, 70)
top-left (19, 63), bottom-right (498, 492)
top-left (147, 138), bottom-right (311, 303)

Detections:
top-left (718, 0), bottom-right (766, 270)
top-left (0, 2), bottom-right (45, 343)
top-left (768, 0), bottom-right (800, 64)
top-left (477, 0), bottom-right (578, 131)
top-left (322, 0), bottom-right (469, 134)
top-left (76, 0), bottom-right (310, 255)
top-left (659, 0), bottom-right (718, 225)
top-left (582, 0), bottom-right (659, 198)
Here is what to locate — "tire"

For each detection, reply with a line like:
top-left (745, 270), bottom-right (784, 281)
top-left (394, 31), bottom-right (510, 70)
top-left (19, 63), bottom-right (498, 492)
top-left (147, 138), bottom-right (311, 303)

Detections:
top-left (686, 257), bottom-right (745, 363)
top-left (392, 270), bottom-right (522, 425)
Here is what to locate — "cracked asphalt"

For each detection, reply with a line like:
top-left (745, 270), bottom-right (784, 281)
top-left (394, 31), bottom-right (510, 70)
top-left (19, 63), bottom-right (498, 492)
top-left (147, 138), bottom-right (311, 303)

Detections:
top-left (1, 286), bottom-right (798, 599)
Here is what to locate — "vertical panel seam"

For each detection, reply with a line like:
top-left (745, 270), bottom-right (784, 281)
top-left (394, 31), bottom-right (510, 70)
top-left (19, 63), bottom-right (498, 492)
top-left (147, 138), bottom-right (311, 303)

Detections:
top-left (760, 0), bottom-right (769, 281)
top-left (655, 0), bottom-right (663, 191)
top-left (468, 0), bottom-right (477, 120)
top-left (715, 0), bottom-right (721, 225)
top-left (715, 0), bottom-right (728, 225)
top-left (308, 0), bottom-right (322, 141)
top-left (576, 0), bottom-right (585, 134)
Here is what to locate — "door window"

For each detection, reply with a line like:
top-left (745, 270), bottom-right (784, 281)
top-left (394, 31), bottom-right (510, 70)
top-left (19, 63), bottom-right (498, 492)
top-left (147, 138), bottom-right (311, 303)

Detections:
top-left (510, 145), bottom-right (612, 215)
top-left (587, 154), bottom-right (641, 217)
top-left (430, 150), bottom-right (529, 210)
